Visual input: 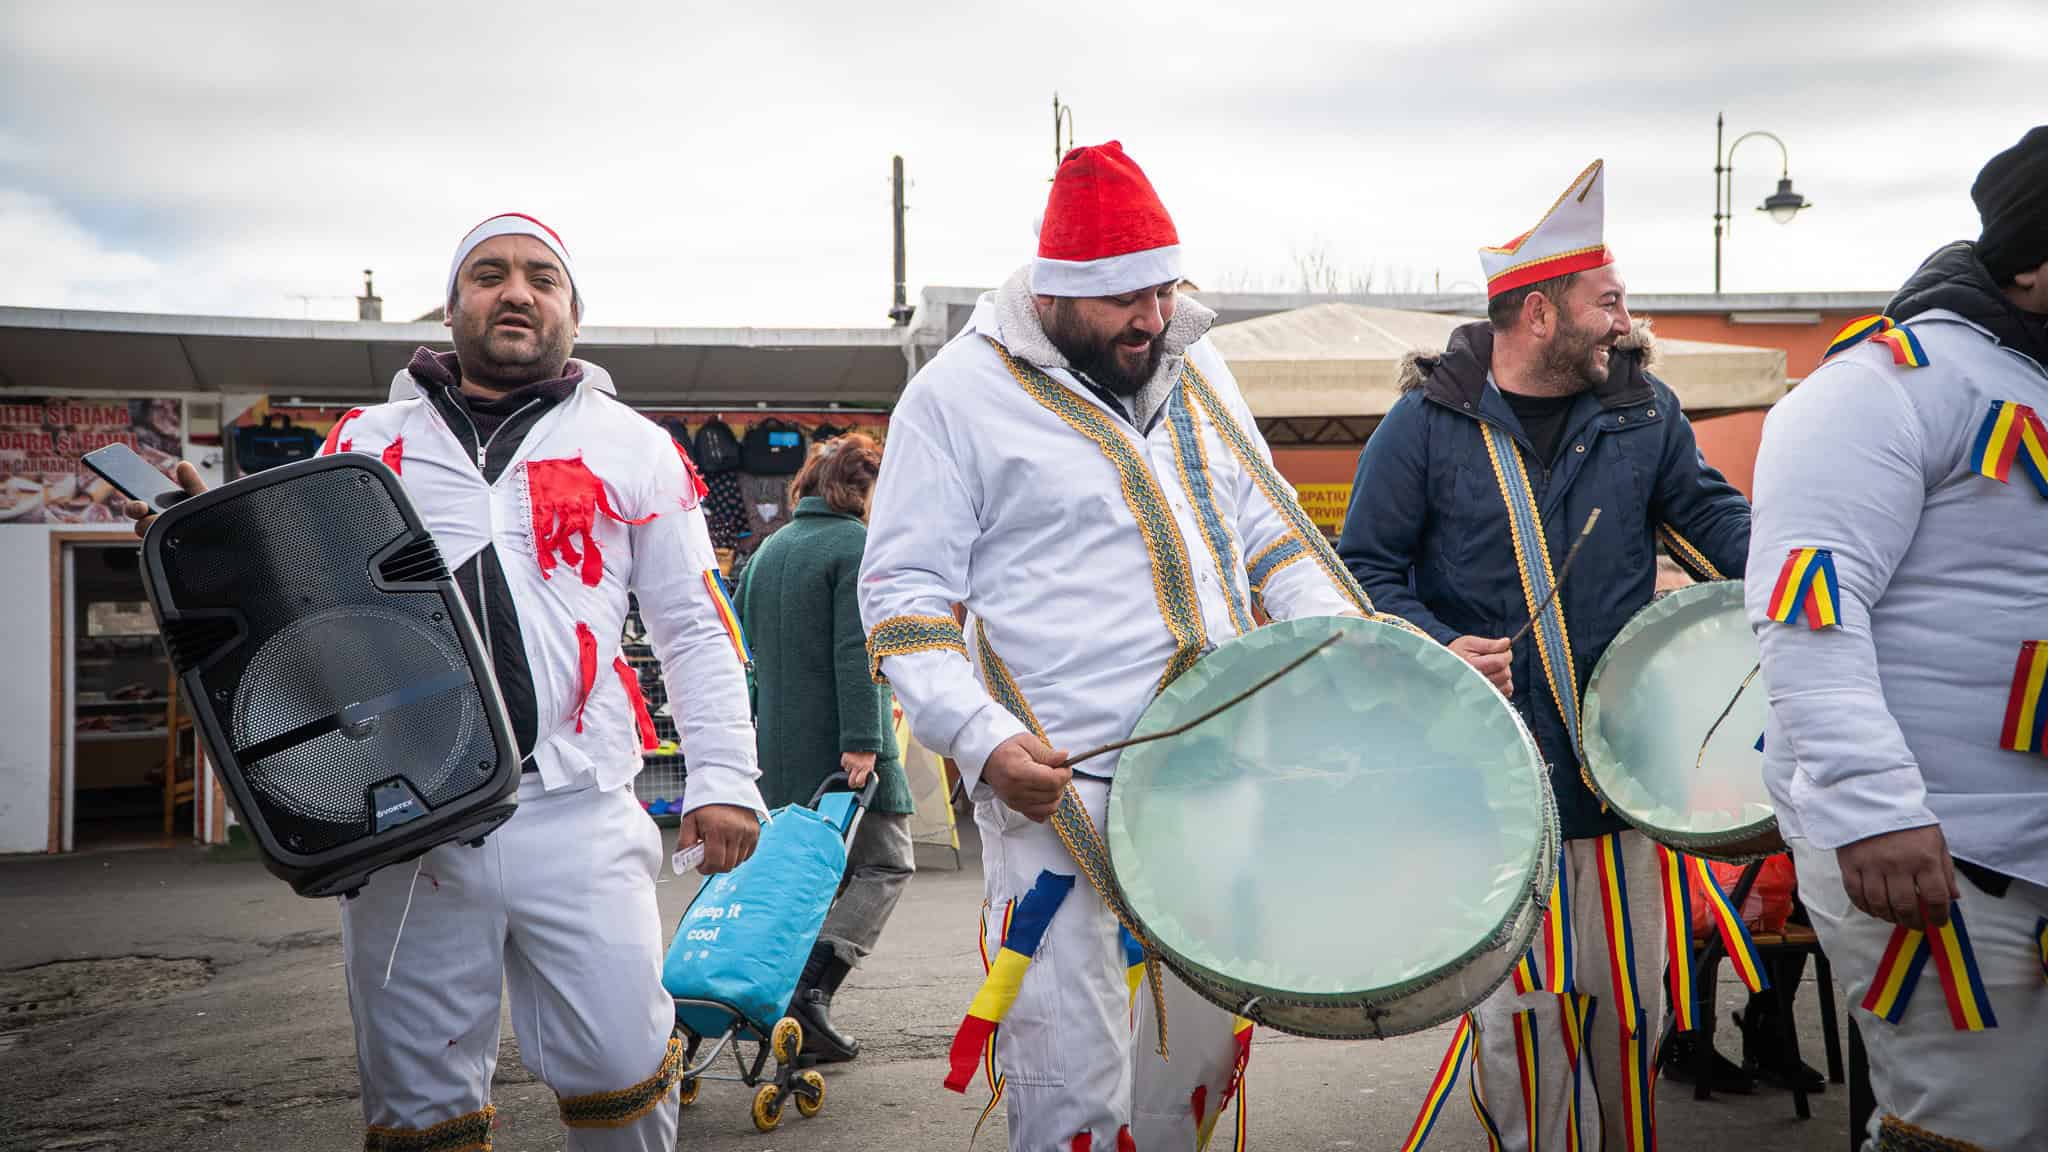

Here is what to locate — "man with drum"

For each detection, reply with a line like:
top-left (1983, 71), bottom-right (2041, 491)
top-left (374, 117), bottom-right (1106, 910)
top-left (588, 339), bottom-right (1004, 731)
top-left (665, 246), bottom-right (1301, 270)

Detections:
top-left (861, 141), bottom-right (1378, 1151)
top-left (1748, 126), bottom-right (2048, 1151)
top-left (1339, 160), bottom-right (1751, 1150)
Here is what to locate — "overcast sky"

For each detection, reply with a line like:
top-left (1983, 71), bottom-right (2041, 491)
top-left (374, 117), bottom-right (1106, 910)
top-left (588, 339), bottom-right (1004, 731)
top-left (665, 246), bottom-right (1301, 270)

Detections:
top-left (3, 0), bottom-right (2039, 328)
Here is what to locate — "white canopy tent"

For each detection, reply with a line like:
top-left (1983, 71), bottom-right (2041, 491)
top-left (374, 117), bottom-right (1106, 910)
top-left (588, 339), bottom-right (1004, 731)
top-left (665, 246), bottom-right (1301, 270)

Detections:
top-left (1205, 302), bottom-right (1789, 420)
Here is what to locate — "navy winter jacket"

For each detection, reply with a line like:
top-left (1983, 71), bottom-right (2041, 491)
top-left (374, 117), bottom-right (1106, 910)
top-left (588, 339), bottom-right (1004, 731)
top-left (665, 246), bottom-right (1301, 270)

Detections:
top-left (1337, 320), bottom-right (1751, 839)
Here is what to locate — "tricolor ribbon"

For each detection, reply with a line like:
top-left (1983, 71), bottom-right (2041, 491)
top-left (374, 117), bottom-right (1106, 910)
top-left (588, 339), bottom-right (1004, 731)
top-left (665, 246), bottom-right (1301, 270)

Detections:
top-left (2000, 641), bottom-right (2048, 755)
top-left (1687, 853), bottom-right (1770, 995)
top-left (1967, 400), bottom-right (2048, 498)
top-left (970, 899), bottom-right (1013, 1137)
top-left (945, 870), bottom-right (1073, 1093)
top-left (1398, 1016), bottom-right (1475, 1152)
top-left (701, 569), bottom-right (752, 666)
top-left (1120, 925), bottom-right (1147, 1018)
top-left (1823, 314), bottom-right (1893, 361)
top-left (1199, 1018), bottom-right (1255, 1152)
top-left (1859, 902), bottom-right (1997, 1031)
top-left (1509, 948), bottom-right (1542, 996)
top-left (1595, 832), bottom-right (1645, 1037)
top-left (1541, 846), bottom-right (1575, 995)
top-left (1559, 994), bottom-right (1596, 1152)
top-left (1874, 325), bottom-right (1930, 367)
top-left (1511, 1009), bottom-right (1541, 1150)
top-left (1657, 846), bottom-right (1699, 1032)
top-left (1618, 1006), bottom-right (1657, 1152)
top-left (1467, 1018), bottom-right (1507, 1152)
top-left (1766, 547), bottom-right (1840, 630)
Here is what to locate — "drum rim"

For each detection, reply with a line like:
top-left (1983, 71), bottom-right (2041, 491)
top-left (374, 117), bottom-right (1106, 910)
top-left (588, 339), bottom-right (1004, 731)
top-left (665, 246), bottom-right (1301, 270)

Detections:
top-left (1107, 616), bottom-right (1558, 1037)
top-left (1581, 579), bottom-right (1778, 849)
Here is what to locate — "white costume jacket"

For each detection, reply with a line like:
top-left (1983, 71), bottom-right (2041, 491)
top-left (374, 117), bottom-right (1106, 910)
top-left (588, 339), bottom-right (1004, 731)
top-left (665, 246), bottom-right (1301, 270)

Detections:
top-left (860, 274), bottom-right (1370, 787)
top-left (318, 359), bottom-right (762, 814)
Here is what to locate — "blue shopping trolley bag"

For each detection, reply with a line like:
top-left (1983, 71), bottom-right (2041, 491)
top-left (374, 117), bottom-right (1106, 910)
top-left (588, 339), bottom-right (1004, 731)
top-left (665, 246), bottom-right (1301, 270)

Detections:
top-left (663, 801), bottom-right (851, 1039)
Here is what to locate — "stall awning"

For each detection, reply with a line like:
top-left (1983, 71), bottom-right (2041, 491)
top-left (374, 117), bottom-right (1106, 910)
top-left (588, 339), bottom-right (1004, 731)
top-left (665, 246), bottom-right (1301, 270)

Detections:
top-left (1207, 303), bottom-right (1789, 419)
top-left (0, 307), bottom-right (912, 407)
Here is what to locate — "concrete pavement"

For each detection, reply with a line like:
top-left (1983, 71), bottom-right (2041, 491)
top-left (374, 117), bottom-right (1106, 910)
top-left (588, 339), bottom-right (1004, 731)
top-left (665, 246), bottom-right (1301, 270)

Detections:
top-left (0, 823), bottom-right (1853, 1150)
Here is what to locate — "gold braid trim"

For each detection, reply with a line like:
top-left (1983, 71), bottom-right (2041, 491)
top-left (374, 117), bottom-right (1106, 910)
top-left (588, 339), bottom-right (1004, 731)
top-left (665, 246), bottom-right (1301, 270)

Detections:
top-left (973, 619), bottom-right (1049, 742)
top-left (1245, 534), bottom-right (1309, 611)
top-left (1181, 362), bottom-right (1374, 615)
top-left (364, 1105), bottom-right (495, 1152)
top-left (866, 614), bottom-right (968, 683)
top-left (557, 1033), bottom-right (683, 1129)
top-left (1481, 430), bottom-right (1596, 802)
top-left (1876, 1116), bottom-right (1987, 1152)
top-left (988, 337), bottom-right (1206, 692)
top-left (1657, 524), bottom-right (1726, 582)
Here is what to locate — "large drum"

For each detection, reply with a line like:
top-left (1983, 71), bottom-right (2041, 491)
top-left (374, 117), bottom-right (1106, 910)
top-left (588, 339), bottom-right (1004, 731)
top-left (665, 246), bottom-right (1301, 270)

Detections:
top-left (1105, 616), bottom-right (1555, 1041)
top-left (1581, 580), bottom-right (1779, 861)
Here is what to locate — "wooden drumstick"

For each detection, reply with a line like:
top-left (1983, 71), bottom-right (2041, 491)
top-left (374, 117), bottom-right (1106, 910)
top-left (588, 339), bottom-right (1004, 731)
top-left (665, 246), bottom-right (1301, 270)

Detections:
top-left (1062, 632), bottom-right (1345, 771)
top-left (1507, 507), bottom-right (1602, 648)
top-left (1695, 661), bottom-right (1763, 772)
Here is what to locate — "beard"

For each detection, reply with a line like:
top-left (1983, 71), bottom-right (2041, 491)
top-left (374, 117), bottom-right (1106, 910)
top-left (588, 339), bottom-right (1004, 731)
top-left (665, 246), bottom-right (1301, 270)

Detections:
top-left (1541, 312), bottom-right (1615, 391)
top-left (450, 302), bottom-right (576, 391)
top-left (1045, 299), bottom-right (1163, 397)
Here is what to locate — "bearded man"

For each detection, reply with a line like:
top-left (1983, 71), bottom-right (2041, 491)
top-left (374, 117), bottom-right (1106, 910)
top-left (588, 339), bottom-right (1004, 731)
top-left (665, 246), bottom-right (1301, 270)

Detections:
top-left (861, 141), bottom-right (1375, 1151)
top-left (1338, 161), bottom-right (1751, 1150)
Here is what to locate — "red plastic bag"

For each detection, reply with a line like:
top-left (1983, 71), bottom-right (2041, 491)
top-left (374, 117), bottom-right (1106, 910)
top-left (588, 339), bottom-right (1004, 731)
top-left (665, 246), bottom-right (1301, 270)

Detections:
top-left (1688, 854), bottom-right (1796, 938)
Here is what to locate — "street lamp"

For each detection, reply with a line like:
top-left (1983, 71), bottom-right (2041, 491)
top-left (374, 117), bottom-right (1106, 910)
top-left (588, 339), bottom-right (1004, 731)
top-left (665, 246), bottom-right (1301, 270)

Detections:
top-left (1714, 112), bottom-right (1811, 292)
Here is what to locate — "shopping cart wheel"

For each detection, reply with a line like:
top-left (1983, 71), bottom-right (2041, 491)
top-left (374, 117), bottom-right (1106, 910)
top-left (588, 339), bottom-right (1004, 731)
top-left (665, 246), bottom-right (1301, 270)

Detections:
top-left (794, 1070), bottom-right (826, 1118)
top-left (771, 1017), bottom-right (804, 1065)
top-left (677, 1077), bottom-right (701, 1108)
top-left (751, 1084), bottom-right (784, 1132)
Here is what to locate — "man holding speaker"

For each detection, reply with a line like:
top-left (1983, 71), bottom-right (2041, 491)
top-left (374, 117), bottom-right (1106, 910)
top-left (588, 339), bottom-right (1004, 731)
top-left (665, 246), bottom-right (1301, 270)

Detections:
top-left (127, 213), bottom-right (763, 1152)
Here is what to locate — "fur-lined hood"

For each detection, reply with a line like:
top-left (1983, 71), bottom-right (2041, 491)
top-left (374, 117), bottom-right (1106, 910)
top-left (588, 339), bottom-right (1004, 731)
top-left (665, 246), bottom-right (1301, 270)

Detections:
top-left (1395, 318), bottom-right (1661, 411)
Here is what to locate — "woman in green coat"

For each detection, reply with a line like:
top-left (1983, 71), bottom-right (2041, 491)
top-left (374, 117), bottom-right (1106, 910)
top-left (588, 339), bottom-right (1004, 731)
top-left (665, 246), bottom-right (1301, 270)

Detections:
top-left (732, 432), bottom-right (912, 1064)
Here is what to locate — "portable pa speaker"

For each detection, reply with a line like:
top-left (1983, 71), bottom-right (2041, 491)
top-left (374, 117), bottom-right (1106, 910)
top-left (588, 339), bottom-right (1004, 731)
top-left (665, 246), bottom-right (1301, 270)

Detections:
top-left (140, 454), bottom-right (521, 897)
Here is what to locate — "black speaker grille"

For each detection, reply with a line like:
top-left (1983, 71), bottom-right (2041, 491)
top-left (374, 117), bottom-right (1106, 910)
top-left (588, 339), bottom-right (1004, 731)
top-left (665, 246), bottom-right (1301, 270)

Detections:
top-left (377, 534), bottom-right (450, 585)
top-left (232, 604), bottom-right (483, 837)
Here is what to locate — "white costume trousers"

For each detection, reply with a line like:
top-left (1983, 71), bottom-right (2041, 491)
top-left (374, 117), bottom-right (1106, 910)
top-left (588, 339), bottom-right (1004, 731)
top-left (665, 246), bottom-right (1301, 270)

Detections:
top-left (1470, 830), bottom-right (1666, 1152)
top-left (975, 780), bottom-right (1253, 1152)
top-left (341, 776), bottom-right (679, 1151)
top-left (1791, 838), bottom-right (2048, 1151)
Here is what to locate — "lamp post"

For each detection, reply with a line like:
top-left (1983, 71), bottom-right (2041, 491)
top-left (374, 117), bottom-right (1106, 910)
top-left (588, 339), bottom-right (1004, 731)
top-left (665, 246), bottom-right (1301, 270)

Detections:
top-left (1051, 92), bottom-right (1075, 177)
top-left (1714, 111), bottom-right (1811, 293)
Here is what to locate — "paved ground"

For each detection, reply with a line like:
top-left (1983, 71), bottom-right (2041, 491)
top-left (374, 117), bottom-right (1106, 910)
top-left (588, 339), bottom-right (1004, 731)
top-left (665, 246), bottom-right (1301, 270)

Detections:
top-left (0, 824), bottom-right (1855, 1151)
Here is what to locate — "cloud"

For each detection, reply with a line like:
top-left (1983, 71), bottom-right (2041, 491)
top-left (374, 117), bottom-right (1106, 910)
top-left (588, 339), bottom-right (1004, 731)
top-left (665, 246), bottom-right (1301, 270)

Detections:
top-left (0, 0), bottom-right (2038, 323)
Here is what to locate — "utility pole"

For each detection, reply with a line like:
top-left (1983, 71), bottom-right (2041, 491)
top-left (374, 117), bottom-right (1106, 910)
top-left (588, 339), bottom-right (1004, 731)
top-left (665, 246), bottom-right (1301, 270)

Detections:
top-left (888, 156), bottom-right (913, 327)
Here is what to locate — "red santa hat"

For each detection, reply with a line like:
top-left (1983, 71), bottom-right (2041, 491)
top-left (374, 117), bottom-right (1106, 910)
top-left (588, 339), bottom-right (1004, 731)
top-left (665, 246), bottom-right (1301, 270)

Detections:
top-left (1479, 159), bottom-right (1612, 298)
top-left (446, 212), bottom-right (582, 313)
top-left (1032, 141), bottom-right (1182, 298)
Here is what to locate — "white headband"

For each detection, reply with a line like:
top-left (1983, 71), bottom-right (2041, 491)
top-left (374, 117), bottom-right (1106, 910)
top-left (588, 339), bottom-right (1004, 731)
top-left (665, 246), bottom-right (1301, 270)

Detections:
top-left (446, 212), bottom-right (582, 313)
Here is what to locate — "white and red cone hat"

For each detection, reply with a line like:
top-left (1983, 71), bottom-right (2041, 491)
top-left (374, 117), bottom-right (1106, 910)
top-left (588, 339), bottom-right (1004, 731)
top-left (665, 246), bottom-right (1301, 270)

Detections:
top-left (1479, 159), bottom-right (1612, 298)
top-left (1031, 141), bottom-right (1182, 298)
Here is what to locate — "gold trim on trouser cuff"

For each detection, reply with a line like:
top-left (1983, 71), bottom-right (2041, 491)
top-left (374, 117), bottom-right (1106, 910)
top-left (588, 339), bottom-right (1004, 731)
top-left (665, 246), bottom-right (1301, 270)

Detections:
top-left (1876, 1115), bottom-right (1987, 1152)
top-left (558, 1033), bottom-right (684, 1129)
top-left (363, 1104), bottom-right (494, 1152)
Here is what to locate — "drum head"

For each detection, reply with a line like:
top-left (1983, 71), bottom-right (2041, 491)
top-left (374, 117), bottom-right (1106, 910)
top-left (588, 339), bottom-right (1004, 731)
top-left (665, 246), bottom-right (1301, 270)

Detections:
top-left (1582, 580), bottom-right (1777, 860)
top-left (1106, 616), bottom-right (1553, 1040)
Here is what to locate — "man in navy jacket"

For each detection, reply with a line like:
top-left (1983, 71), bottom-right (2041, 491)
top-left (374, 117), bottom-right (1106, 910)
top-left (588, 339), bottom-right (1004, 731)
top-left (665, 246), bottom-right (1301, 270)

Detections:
top-left (1339, 160), bottom-right (1749, 1148)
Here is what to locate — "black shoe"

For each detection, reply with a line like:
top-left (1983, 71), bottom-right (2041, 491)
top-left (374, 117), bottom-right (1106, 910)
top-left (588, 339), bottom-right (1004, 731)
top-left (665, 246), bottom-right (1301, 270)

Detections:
top-left (1658, 1032), bottom-right (1757, 1095)
top-left (791, 944), bottom-right (860, 1064)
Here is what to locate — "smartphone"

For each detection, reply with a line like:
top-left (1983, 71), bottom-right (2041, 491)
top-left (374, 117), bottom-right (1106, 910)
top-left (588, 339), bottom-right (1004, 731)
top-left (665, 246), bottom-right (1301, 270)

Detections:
top-left (82, 443), bottom-right (190, 512)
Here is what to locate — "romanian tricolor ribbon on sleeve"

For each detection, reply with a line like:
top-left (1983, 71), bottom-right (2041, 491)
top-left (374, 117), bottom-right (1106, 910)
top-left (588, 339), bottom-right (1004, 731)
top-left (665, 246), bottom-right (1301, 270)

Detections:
top-left (1859, 901), bottom-right (1997, 1031)
top-left (1874, 325), bottom-right (1930, 367)
top-left (1969, 400), bottom-right (2048, 499)
top-left (1767, 547), bottom-right (1841, 629)
top-left (701, 569), bottom-right (752, 665)
top-left (945, 870), bottom-right (1074, 1093)
top-left (1397, 1014), bottom-right (1474, 1152)
top-left (1823, 314), bottom-right (1893, 361)
top-left (2001, 641), bottom-right (2048, 755)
